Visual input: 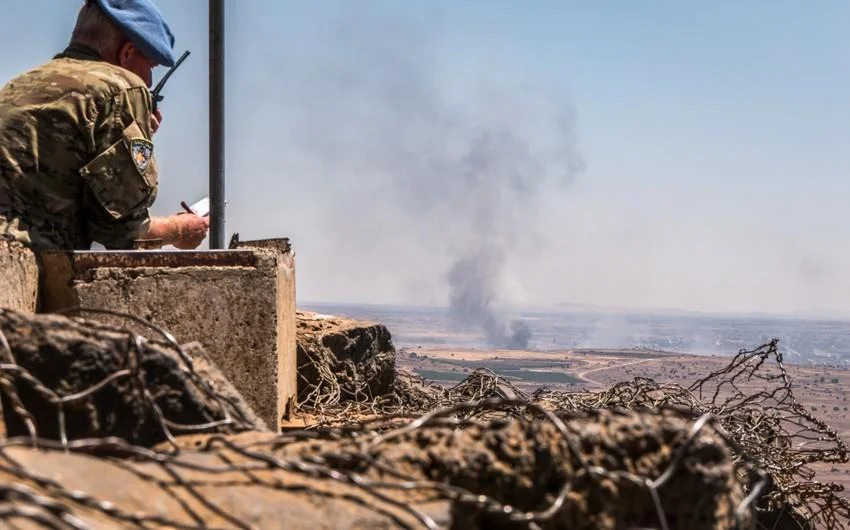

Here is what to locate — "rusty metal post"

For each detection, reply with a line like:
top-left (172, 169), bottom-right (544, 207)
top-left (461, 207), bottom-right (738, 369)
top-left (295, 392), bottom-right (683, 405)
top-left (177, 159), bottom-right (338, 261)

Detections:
top-left (209, 0), bottom-right (226, 249)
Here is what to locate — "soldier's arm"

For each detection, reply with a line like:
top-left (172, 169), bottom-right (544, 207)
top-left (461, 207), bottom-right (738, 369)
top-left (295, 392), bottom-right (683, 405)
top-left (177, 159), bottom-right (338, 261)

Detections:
top-left (81, 86), bottom-right (208, 250)
top-left (78, 84), bottom-right (160, 249)
top-left (79, 120), bottom-right (158, 249)
top-left (144, 214), bottom-right (209, 250)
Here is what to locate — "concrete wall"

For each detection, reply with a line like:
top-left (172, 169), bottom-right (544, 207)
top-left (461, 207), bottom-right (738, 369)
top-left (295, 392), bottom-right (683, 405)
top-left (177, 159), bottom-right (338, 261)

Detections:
top-left (0, 240), bottom-right (38, 313)
top-left (237, 238), bottom-right (298, 422)
top-left (39, 240), bottom-right (297, 430)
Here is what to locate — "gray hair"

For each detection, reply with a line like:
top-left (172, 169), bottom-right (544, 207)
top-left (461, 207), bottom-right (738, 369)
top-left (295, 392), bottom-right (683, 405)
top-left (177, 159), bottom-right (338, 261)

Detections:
top-left (70, 1), bottom-right (126, 61)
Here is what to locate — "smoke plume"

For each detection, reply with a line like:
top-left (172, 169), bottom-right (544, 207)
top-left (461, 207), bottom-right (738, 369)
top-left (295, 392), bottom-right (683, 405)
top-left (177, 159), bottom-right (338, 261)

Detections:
top-left (447, 245), bottom-right (533, 349)
top-left (263, 4), bottom-right (584, 349)
top-left (441, 126), bottom-right (581, 350)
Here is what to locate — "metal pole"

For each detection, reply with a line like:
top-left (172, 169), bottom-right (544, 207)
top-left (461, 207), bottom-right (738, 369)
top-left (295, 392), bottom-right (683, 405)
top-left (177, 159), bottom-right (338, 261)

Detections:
top-left (209, 0), bottom-right (226, 249)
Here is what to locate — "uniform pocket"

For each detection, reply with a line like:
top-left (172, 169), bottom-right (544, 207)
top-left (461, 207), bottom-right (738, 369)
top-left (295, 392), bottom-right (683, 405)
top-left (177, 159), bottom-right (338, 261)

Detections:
top-left (79, 121), bottom-right (158, 220)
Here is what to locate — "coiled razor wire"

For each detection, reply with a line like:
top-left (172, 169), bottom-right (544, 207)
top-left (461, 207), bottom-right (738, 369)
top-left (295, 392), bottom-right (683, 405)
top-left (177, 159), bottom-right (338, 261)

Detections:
top-left (0, 308), bottom-right (844, 529)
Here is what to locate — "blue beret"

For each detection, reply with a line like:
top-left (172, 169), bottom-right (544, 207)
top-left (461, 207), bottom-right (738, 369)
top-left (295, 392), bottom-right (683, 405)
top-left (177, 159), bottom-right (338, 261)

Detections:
top-left (92, 0), bottom-right (176, 67)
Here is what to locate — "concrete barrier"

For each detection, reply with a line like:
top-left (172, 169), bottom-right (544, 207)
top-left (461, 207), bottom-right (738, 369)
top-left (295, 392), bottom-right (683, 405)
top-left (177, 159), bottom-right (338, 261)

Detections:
top-left (39, 239), bottom-right (297, 430)
top-left (0, 240), bottom-right (38, 313)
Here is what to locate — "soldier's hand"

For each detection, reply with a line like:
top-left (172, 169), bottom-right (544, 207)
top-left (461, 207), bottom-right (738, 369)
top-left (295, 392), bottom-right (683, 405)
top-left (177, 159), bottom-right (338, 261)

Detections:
top-left (151, 109), bottom-right (163, 135)
top-left (171, 213), bottom-right (209, 250)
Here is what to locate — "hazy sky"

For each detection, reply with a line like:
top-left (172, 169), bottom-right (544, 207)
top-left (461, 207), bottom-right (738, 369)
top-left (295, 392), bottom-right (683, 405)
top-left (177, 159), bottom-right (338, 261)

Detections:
top-left (1, 1), bottom-right (849, 317)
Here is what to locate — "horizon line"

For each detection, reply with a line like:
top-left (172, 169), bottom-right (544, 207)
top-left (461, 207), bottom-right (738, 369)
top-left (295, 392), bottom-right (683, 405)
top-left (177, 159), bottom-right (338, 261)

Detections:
top-left (297, 299), bottom-right (850, 323)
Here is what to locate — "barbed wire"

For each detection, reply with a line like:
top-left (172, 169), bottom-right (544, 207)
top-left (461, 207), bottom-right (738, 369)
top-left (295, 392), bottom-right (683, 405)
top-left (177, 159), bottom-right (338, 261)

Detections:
top-left (0, 308), bottom-right (845, 529)
top-left (534, 340), bottom-right (850, 529)
top-left (300, 338), bottom-right (849, 528)
top-left (0, 307), bottom-right (258, 449)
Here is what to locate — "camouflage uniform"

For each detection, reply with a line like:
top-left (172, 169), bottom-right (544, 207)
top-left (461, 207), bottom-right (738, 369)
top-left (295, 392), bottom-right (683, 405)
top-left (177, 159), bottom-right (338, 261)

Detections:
top-left (0, 43), bottom-right (158, 251)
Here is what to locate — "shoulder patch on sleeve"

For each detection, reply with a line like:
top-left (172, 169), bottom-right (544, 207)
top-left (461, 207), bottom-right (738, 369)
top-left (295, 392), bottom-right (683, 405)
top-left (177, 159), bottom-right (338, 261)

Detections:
top-left (130, 138), bottom-right (153, 175)
top-left (79, 121), bottom-right (158, 220)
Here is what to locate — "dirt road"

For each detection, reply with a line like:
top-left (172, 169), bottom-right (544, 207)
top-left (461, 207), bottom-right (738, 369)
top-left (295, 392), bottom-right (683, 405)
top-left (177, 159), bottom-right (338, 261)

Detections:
top-left (577, 358), bottom-right (661, 386)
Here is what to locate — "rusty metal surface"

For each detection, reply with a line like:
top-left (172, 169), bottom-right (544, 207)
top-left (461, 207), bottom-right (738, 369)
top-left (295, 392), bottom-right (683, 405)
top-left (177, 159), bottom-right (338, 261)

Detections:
top-left (236, 238), bottom-right (292, 254)
top-left (132, 239), bottom-right (164, 250)
top-left (39, 250), bottom-right (258, 270)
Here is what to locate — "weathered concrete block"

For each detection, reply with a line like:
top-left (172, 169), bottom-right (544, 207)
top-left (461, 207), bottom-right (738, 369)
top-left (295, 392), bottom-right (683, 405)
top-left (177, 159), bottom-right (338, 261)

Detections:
top-left (0, 240), bottom-right (38, 313)
top-left (39, 239), bottom-right (297, 431)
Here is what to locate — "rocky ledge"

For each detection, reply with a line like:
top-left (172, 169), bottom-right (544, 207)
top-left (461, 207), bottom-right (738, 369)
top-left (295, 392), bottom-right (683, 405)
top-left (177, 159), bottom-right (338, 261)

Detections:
top-left (0, 309), bottom-right (265, 446)
top-left (296, 311), bottom-right (396, 406)
top-left (0, 409), bottom-right (750, 530)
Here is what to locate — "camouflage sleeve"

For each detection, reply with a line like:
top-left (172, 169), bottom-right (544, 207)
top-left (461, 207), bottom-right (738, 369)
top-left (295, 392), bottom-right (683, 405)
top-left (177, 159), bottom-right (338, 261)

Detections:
top-left (80, 94), bottom-right (159, 250)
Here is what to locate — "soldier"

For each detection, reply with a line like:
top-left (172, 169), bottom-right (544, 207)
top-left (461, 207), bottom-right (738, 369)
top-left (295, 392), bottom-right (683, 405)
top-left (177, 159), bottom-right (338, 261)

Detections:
top-left (0, 0), bottom-right (208, 251)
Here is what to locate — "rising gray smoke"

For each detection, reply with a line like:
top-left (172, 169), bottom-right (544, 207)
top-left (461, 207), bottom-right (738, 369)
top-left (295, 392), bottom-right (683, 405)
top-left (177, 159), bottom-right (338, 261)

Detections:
top-left (431, 102), bottom-right (582, 349)
top-left (447, 244), bottom-right (532, 349)
top-left (441, 128), bottom-right (579, 350)
top-left (448, 246), bottom-right (534, 349)
top-left (257, 4), bottom-right (584, 349)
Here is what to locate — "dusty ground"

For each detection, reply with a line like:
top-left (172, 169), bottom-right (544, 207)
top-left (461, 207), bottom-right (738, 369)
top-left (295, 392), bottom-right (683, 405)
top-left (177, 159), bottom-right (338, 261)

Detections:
top-left (397, 346), bottom-right (850, 495)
